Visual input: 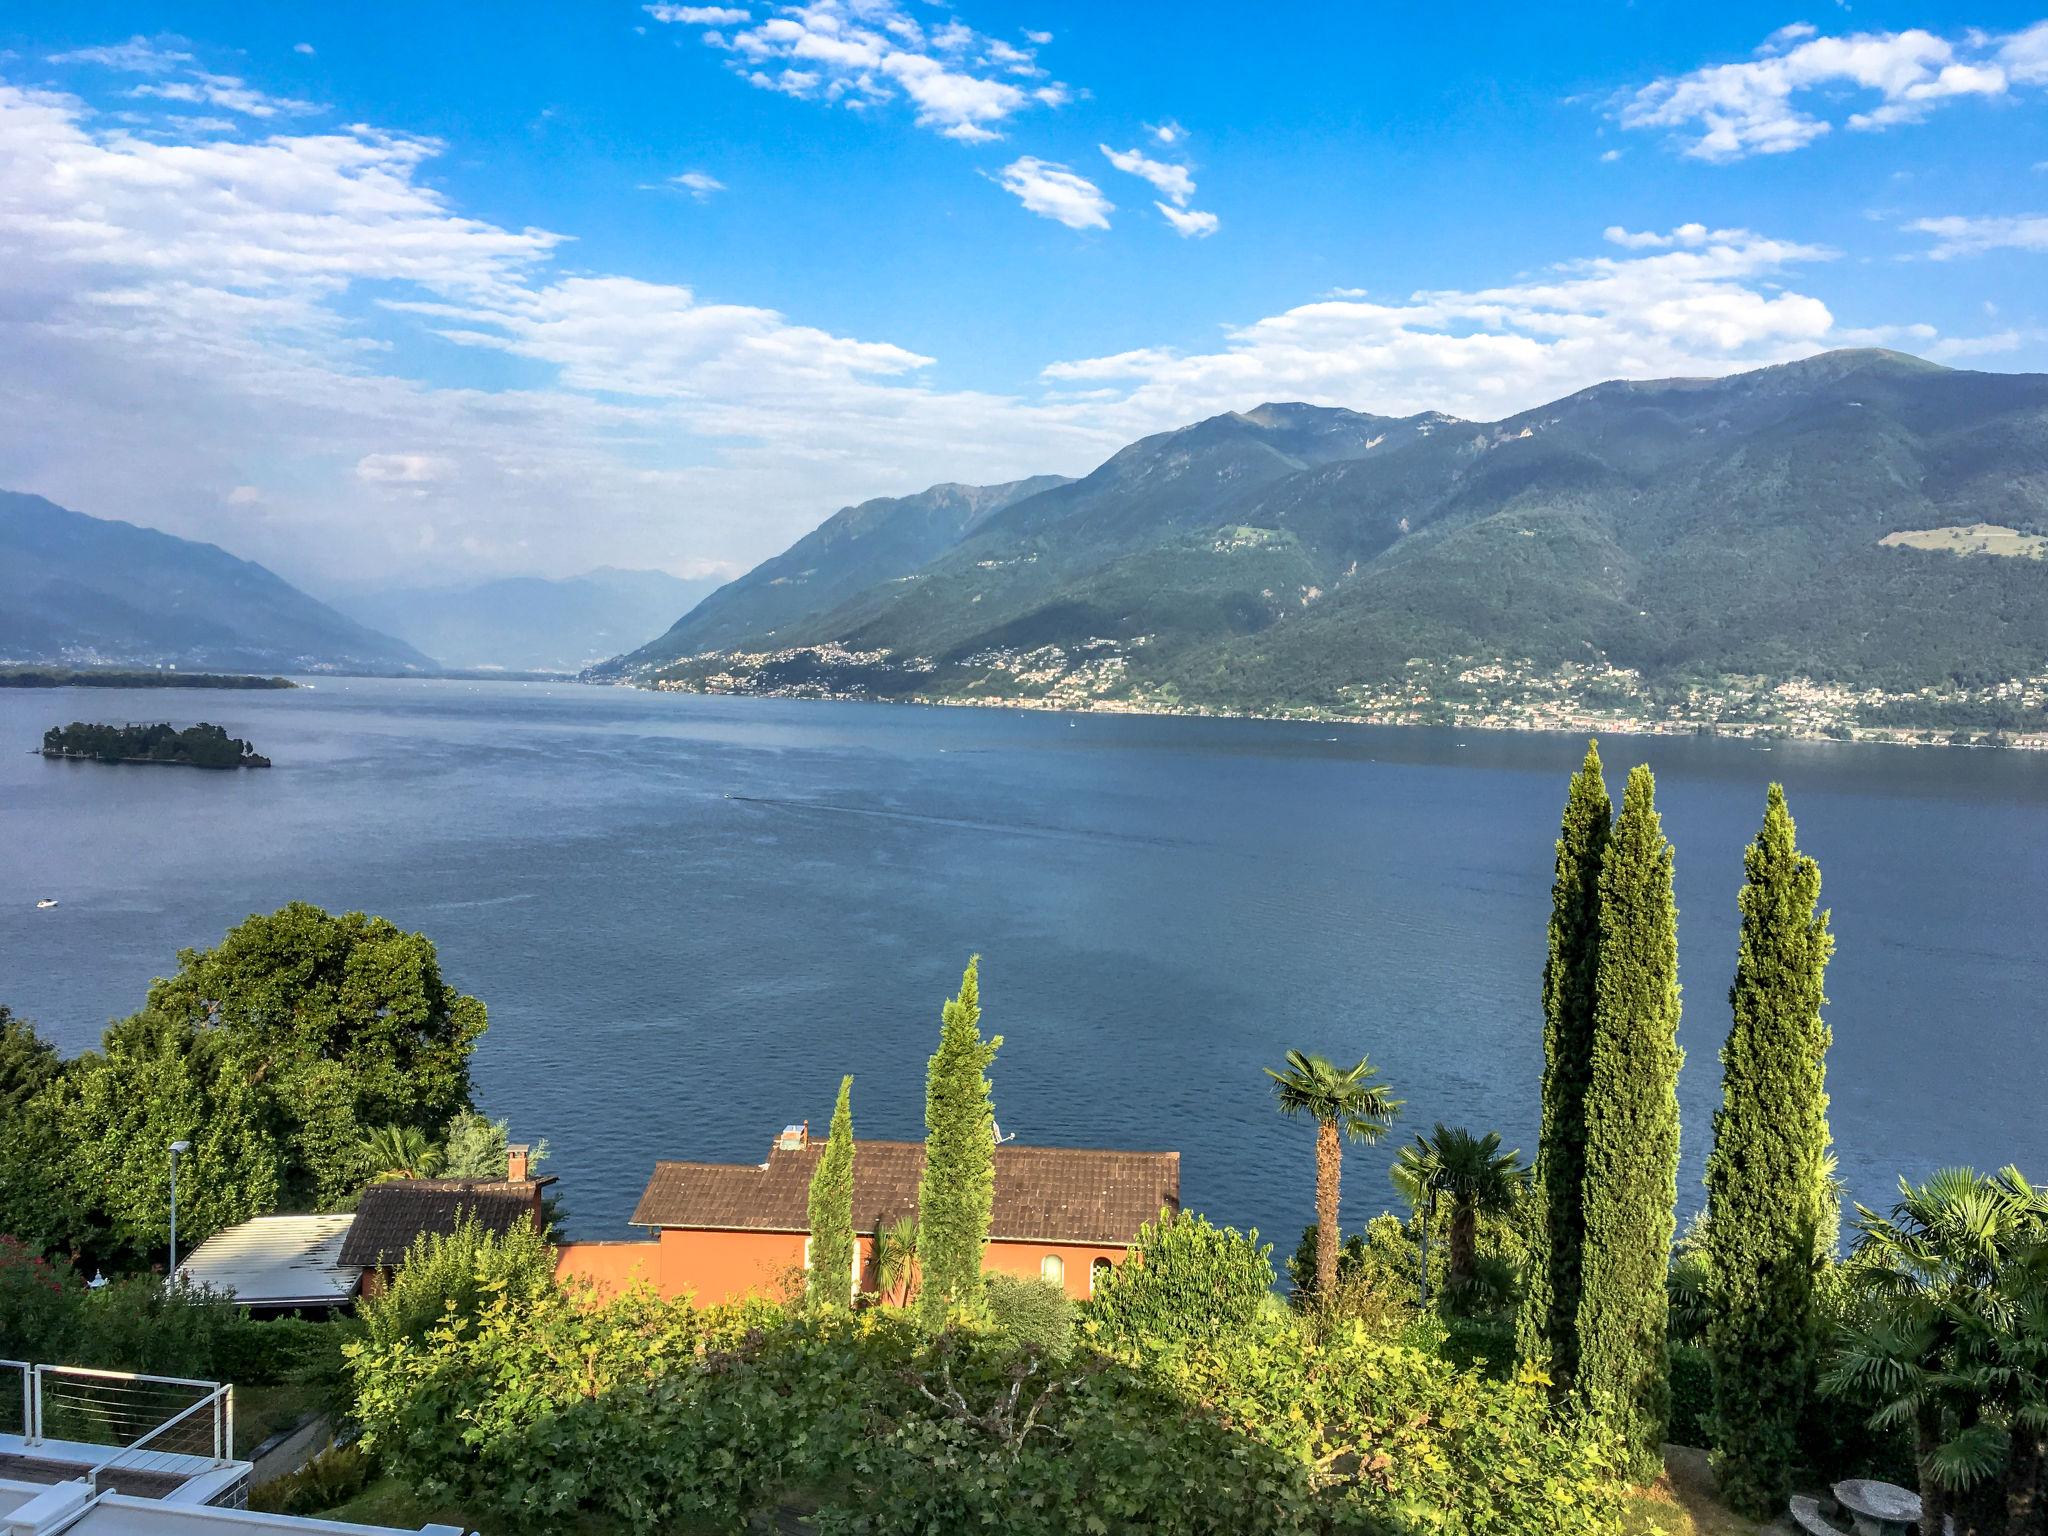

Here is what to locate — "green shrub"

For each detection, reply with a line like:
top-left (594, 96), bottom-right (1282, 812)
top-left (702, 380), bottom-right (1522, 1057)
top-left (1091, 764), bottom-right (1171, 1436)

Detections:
top-left (1088, 1211), bottom-right (1274, 1349)
top-left (358, 1213), bottom-right (554, 1353)
top-left (247, 1443), bottom-right (373, 1515)
top-left (1667, 1343), bottom-right (1712, 1448)
top-left (353, 1278), bottom-right (1623, 1536)
top-left (70, 1278), bottom-right (246, 1378)
top-left (0, 1236), bottom-right (77, 1362)
top-left (983, 1273), bottom-right (1075, 1358)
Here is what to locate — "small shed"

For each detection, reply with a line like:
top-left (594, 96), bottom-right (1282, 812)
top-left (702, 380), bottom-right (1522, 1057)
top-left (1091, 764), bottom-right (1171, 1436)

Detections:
top-left (174, 1214), bottom-right (362, 1311)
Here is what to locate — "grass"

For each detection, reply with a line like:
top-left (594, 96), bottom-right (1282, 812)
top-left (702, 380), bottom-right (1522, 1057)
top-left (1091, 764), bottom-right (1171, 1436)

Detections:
top-left (1620, 1446), bottom-right (1786, 1536)
top-left (1879, 523), bottom-right (2047, 559)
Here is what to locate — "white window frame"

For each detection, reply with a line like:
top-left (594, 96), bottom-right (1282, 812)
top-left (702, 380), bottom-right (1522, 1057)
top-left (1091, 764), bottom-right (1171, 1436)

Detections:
top-left (1040, 1253), bottom-right (1065, 1288)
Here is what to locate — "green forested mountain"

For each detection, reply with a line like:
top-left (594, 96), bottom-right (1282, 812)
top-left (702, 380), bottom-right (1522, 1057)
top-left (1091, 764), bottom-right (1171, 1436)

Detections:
top-left (0, 491), bottom-right (430, 673)
top-left (608, 352), bottom-right (2048, 714)
top-left (621, 475), bottom-right (1071, 665)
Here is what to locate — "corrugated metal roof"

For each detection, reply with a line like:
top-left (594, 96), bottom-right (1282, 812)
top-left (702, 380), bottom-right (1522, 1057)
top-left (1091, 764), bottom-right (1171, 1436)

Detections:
top-left (175, 1214), bottom-right (362, 1307)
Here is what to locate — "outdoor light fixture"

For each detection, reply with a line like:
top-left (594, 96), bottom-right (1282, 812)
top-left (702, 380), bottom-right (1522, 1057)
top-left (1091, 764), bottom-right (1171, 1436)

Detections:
top-left (168, 1139), bottom-right (192, 1281)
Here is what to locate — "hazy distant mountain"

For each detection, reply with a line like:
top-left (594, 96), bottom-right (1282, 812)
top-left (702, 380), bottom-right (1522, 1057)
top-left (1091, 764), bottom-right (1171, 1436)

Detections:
top-left (338, 568), bottom-right (722, 673)
top-left (0, 490), bottom-right (430, 673)
top-left (609, 351), bottom-right (2048, 710)
top-left (613, 476), bottom-right (1071, 669)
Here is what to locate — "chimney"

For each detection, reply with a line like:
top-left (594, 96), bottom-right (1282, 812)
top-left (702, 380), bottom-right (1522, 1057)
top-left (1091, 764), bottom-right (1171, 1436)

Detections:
top-left (776, 1123), bottom-right (809, 1153)
top-left (506, 1143), bottom-right (531, 1183)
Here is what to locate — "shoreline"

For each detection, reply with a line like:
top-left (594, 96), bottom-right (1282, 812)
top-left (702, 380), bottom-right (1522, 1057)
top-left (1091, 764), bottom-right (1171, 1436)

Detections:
top-left (632, 677), bottom-right (2048, 751)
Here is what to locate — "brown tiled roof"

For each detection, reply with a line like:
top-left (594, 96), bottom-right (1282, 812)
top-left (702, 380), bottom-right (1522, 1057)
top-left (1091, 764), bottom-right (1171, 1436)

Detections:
top-left (338, 1179), bottom-right (542, 1269)
top-left (630, 1139), bottom-right (1179, 1248)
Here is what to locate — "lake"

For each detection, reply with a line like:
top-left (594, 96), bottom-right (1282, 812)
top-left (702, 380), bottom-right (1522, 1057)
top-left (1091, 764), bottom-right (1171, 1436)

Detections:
top-left (4, 678), bottom-right (2044, 1252)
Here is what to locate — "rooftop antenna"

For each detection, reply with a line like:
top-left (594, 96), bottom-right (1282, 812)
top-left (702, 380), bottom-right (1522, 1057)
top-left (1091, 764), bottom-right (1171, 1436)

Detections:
top-left (992, 1120), bottom-right (1017, 1145)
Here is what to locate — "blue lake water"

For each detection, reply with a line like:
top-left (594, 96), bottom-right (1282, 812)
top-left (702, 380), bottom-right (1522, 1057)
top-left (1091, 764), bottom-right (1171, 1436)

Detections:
top-left (4, 678), bottom-right (2045, 1252)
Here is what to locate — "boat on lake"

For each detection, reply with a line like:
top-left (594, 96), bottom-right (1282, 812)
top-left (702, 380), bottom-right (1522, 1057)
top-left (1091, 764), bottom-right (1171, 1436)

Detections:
top-left (35, 897), bottom-right (58, 909)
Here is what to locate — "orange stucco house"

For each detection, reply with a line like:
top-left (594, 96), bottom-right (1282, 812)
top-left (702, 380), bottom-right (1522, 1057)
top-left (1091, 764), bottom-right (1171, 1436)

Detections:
top-left (558, 1124), bottom-right (1179, 1305)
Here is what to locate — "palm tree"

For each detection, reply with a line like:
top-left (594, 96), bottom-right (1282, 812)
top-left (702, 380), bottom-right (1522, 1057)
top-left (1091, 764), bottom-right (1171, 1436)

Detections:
top-left (1392, 1124), bottom-right (1526, 1302)
top-left (359, 1122), bottom-right (443, 1182)
top-left (1267, 1050), bottom-right (1401, 1301)
top-left (1823, 1167), bottom-right (2048, 1535)
top-left (874, 1215), bottom-right (919, 1308)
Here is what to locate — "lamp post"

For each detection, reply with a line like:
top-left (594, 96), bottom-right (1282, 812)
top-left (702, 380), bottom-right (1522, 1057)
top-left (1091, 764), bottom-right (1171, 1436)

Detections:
top-left (168, 1139), bottom-right (192, 1283)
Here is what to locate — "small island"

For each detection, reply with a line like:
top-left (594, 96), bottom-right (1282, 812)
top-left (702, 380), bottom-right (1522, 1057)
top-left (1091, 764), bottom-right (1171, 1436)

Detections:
top-left (0, 667), bottom-right (295, 690)
top-left (41, 721), bottom-right (272, 769)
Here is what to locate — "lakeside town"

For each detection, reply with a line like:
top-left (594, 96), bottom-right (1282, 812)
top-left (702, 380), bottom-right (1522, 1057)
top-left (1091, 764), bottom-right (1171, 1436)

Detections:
top-left (650, 641), bottom-right (2048, 749)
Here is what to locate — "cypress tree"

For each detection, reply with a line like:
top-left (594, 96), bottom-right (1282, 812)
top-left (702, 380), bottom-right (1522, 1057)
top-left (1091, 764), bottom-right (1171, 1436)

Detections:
top-left (1518, 740), bottom-right (1612, 1391)
top-left (805, 1074), bottom-right (857, 1309)
top-left (916, 956), bottom-right (1001, 1324)
top-left (1704, 785), bottom-right (1833, 1515)
top-left (1576, 763), bottom-right (1683, 1482)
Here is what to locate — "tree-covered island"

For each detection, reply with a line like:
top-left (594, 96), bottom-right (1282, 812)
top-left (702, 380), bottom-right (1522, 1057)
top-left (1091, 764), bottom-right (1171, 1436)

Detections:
top-left (41, 720), bottom-right (271, 768)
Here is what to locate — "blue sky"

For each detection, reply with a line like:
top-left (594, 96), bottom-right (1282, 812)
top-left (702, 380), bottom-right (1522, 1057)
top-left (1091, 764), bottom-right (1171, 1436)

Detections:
top-left (2, 2), bottom-right (2045, 587)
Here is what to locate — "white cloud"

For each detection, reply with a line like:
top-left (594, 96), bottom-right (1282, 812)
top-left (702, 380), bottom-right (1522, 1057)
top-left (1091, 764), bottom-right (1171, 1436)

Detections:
top-left (1147, 119), bottom-right (1184, 146)
top-left (1100, 143), bottom-right (1195, 205)
top-left (1906, 212), bottom-right (2048, 257)
top-left (52, 33), bottom-right (319, 118)
top-left (1041, 227), bottom-right (1863, 425)
top-left (1621, 20), bottom-right (2048, 160)
top-left (293, 42), bottom-right (315, 57)
top-left (1155, 202), bottom-right (1218, 238)
top-left (646, 4), bottom-right (751, 21)
top-left (48, 37), bottom-right (189, 74)
top-left (653, 0), bottom-right (1064, 143)
top-left (1024, 30), bottom-right (1053, 46)
top-left (1599, 148), bottom-right (1623, 162)
top-left (1603, 222), bottom-right (1718, 249)
top-left (669, 169), bottom-right (726, 200)
top-left (0, 79), bottom-right (1124, 584)
top-left (992, 157), bottom-right (1112, 229)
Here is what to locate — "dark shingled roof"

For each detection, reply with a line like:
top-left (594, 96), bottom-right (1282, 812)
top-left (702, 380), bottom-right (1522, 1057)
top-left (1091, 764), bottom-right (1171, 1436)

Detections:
top-left (338, 1179), bottom-right (543, 1269)
top-left (630, 1139), bottom-right (1180, 1248)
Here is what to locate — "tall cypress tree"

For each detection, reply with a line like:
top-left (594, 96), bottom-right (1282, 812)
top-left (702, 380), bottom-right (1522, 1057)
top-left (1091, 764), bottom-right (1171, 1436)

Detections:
top-left (1704, 785), bottom-right (1834, 1515)
top-left (1518, 740), bottom-right (1612, 1391)
top-left (806, 1074), bottom-right (857, 1309)
top-left (916, 956), bottom-right (1001, 1324)
top-left (1576, 763), bottom-right (1683, 1483)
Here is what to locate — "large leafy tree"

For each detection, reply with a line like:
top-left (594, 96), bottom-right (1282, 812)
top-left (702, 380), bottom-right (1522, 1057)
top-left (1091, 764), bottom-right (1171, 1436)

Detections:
top-left (124, 902), bottom-right (487, 1207)
top-left (51, 1014), bottom-right (286, 1263)
top-left (0, 1006), bottom-right (60, 1117)
top-left (916, 957), bottom-right (1001, 1323)
top-left (1518, 741), bottom-right (1611, 1390)
top-left (807, 1075), bottom-right (857, 1309)
top-left (1267, 1050), bottom-right (1401, 1300)
top-left (1704, 784), bottom-right (1835, 1515)
top-left (1393, 1124), bottom-right (1526, 1298)
top-left (1576, 763), bottom-right (1682, 1482)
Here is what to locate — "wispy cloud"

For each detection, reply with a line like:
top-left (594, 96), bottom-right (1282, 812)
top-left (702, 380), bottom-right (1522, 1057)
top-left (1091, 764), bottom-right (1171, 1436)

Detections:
top-left (992, 156), bottom-right (1112, 229)
top-left (52, 33), bottom-right (319, 117)
top-left (1620, 19), bottom-right (2048, 160)
top-left (1041, 226), bottom-right (1895, 423)
top-left (665, 169), bottom-right (726, 200)
top-left (645, 4), bottom-right (752, 21)
top-left (647, 0), bottom-right (1066, 143)
top-left (1906, 212), bottom-right (2048, 257)
top-left (1155, 203), bottom-right (1218, 239)
top-left (1100, 144), bottom-right (1194, 205)
top-left (1100, 142), bottom-right (1217, 236)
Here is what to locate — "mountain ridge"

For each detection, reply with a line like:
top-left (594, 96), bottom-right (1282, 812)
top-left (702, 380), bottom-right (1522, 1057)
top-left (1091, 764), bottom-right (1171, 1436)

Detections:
top-left (600, 351), bottom-right (2048, 736)
top-left (0, 490), bottom-right (431, 673)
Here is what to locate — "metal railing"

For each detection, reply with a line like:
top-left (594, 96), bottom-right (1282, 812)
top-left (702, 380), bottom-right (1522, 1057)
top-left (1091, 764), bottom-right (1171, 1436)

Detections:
top-left (17, 1364), bottom-right (230, 1463)
top-left (86, 1381), bottom-right (234, 1492)
top-left (0, 1359), bottom-right (28, 1439)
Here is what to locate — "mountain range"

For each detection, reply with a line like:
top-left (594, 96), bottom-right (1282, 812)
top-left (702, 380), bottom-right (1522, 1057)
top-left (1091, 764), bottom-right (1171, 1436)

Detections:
top-left (333, 569), bottom-right (721, 673)
top-left (603, 351), bottom-right (2048, 721)
top-left (0, 490), bottom-right (429, 674)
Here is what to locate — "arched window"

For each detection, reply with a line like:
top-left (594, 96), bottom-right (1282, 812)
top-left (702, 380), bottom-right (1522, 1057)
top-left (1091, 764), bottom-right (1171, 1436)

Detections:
top-left (1090, 1257), bottom-right (1113, 1296)
top-left (802, 1236), bottom-right (814, 1270)
top-left (1040, 1253), bottom-right (1065, 1288)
